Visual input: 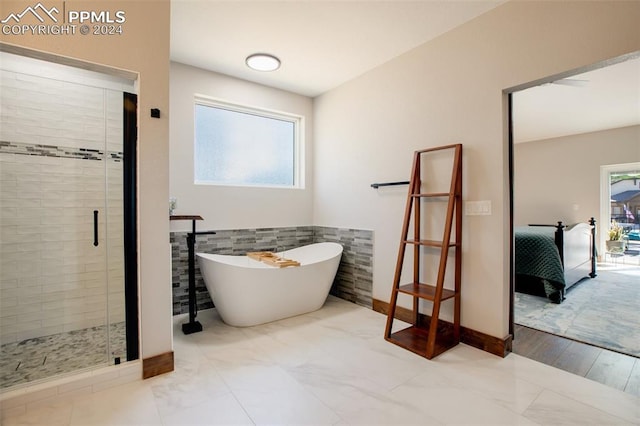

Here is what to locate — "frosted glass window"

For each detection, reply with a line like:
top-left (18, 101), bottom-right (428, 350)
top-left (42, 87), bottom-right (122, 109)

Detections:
top-left (194, 101), bottom-right (299, 187)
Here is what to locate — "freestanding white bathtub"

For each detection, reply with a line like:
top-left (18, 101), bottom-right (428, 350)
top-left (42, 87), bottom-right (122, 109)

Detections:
top-left (196, 242), bottom-right (343, 327)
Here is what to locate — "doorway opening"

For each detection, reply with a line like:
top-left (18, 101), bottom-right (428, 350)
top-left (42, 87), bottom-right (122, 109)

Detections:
top-left (507, 53), bottom-right (640, 396)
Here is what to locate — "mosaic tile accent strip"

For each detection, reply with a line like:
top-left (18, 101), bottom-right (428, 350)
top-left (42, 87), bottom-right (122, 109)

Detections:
top-left (170, 226), bottom-right (373, 315)
top-left (0, 140), bottom-right (122, 162)
top-left (0, 322), bottom-right (126, 390)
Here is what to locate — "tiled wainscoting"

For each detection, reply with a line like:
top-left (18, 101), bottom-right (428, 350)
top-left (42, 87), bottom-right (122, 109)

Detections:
top-left (315, 226), bottom-right (374, 306)
top-left (170, 226), bottom-right (373, 315)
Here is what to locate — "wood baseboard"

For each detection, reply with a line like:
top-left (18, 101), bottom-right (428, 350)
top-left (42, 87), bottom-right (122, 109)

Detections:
top-left (142, 351), bottom-right (174, 379)
top-left (372, 298), bottom-right (512, 358)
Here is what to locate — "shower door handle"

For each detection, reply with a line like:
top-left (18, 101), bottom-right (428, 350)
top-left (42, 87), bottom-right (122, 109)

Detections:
top-left (93, 210), bottom-right (99, 247)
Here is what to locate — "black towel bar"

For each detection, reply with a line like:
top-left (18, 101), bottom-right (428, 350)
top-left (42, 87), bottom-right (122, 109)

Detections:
top-left (371, 181), bottom-right (410, 189)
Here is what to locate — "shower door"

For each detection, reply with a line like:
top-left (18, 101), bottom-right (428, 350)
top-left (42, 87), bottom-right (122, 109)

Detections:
top-left (0, 54), bottom-right (135, 389)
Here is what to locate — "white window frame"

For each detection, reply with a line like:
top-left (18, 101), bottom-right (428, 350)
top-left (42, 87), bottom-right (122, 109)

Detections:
top-left (193, 95), bottom-right (304, 189)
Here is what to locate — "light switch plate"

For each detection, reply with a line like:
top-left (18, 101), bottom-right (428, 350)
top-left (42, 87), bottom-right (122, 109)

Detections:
top-left (465, 200), bottom-right (492, 215)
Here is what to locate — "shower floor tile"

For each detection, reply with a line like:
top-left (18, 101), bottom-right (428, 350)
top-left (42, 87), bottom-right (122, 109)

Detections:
top-left (0, 323), bottom-right (126, 389)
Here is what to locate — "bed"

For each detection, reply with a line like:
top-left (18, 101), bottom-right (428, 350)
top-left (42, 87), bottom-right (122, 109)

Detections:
top-left (515, 218), bottom-right (596, 303)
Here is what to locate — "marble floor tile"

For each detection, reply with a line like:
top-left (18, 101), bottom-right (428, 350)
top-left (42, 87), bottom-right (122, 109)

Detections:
top-left (414, 357), bottom-right (545, 415)
top-left (3, 296), bottom-right (639, 426)
top-left (626, 361), bottom-right (640, 396)
top-left (287, 354), bottom-right (442, 425)
top-left (148, 360), bottom-right (228, 418)
top-left (480, 350), bottom-right (640, 424)
top-left (392, 382), bottom-right (540, 425)
top-left (160, 392), bottom-right (253, 426)
top-left (2, 399), bottom-right (73, 426)
top-left (232, 386), bottom-right (340, 425)
top-left (523, 389), bottom-right (634, 425)
top-left (69, 381), bottom-right (161, 426)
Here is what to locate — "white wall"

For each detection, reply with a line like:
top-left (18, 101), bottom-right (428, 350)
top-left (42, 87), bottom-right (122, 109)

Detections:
top-left (169, 62), bottom-right (314, 233)
top-left (514, 125), bottom-right (640, 227)
top-left (313, 1), bottom-right (640, 339)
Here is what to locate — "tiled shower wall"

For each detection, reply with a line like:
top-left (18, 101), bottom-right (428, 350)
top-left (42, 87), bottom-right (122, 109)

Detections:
top-left (170, 226), bottom-right (373, 315)
top-left (0, 68), bottom-right (125, 345)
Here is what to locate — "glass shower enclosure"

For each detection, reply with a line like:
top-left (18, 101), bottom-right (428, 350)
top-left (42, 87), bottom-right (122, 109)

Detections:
top-left (0, 52), bottom-right (136, 389)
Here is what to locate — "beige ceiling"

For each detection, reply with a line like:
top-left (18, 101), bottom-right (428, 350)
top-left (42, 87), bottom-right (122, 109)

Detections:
top-left (513, 57), bottom-right (640, 143)
top-left (171, 0), bottom-right (505, 97)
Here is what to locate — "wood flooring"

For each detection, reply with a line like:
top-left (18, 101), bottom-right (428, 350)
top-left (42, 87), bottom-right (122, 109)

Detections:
top-left (512, 324), bottom-right (640, 397)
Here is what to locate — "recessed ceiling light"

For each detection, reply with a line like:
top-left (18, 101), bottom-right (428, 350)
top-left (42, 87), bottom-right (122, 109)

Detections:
top-left (245, 53), bottom-right (281, 72)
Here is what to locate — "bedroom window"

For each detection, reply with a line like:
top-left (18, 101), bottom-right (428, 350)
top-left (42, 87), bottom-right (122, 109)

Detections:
top-left (194, 97), bottom-right (303, 188)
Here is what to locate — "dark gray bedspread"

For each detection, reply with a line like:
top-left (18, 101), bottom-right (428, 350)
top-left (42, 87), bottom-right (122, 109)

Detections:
top-left (515, 226), bottom-right (565, 302)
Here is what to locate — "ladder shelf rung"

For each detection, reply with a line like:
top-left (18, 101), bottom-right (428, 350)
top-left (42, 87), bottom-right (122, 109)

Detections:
top-left (397, 283), bottom-right (457, 301)
top-left (415, 144), bottom-right (462, 154)
top-left (404, 239), bottom-right (459, 248)
top-left (411, 192), bottom-right (452, 198)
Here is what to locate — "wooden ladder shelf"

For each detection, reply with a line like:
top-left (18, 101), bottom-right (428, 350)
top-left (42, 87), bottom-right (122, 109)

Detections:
top-left (384, 144), bottom-right (462, 359)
